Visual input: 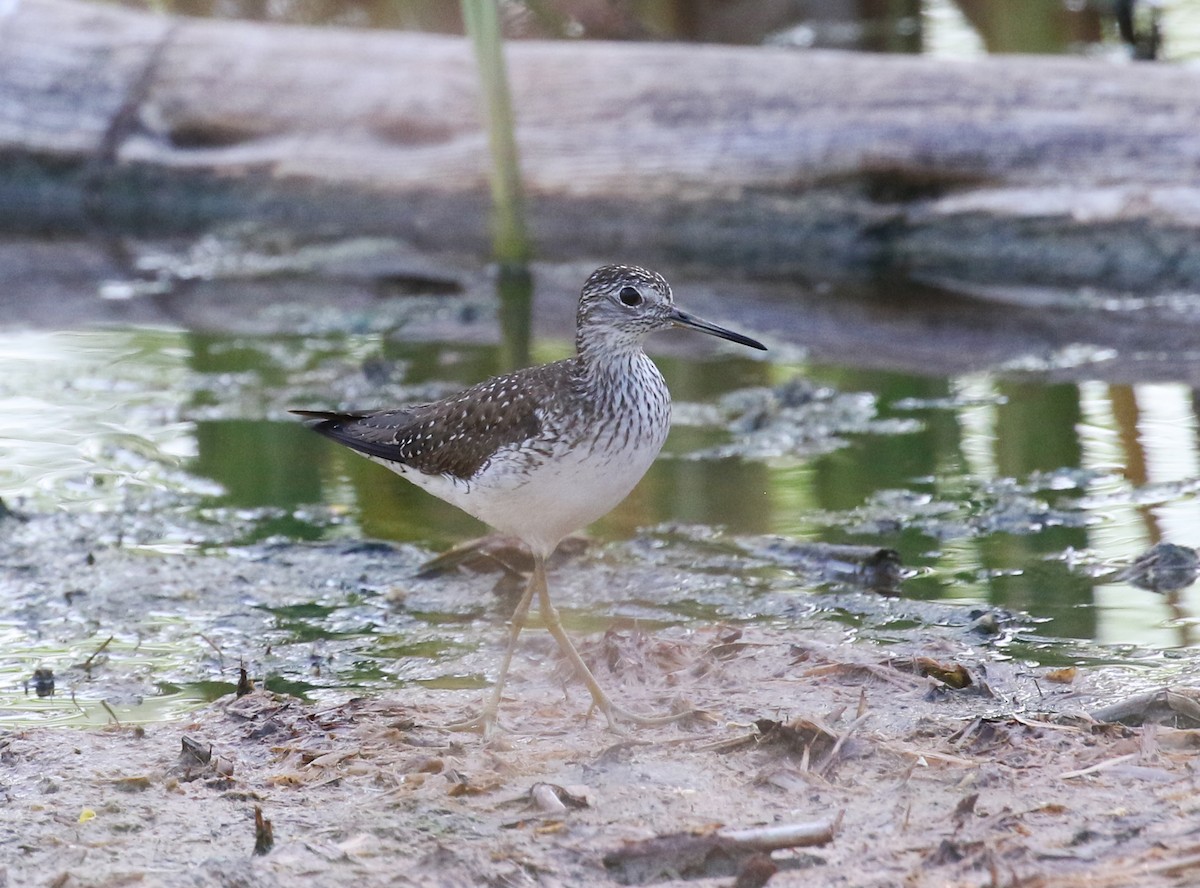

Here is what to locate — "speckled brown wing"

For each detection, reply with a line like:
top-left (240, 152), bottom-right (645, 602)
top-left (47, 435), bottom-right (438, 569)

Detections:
top-left (292, 359), bottom-right (580, 481)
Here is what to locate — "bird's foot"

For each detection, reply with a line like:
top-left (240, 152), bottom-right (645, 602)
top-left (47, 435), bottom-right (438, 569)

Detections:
top-left (445, 707), bottom-right (504, 739)
top-left (592, 697), bottom-right (700, 733)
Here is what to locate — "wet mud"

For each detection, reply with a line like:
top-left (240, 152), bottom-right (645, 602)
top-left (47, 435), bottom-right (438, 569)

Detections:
top-left (5, 501), bottom-right (1200, 887)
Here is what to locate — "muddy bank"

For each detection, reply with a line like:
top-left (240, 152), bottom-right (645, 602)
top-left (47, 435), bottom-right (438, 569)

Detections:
top-left (4, 502), bottom-right (1200, 886)
top-left (10, 649), bottom-right (1200, 888)
top-left (6, 1), bottom-right (1200, 288)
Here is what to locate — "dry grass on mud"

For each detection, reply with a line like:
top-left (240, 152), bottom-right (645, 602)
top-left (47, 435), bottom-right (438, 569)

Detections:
top-left (6, 624), bottom-right (1200, 887)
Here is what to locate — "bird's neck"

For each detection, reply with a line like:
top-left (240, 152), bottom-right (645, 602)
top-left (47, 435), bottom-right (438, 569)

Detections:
top-left (576, 327), bottom-right (647, 366)
top-left (578, 337), bottom-right (649, 382)
top-left (575, 339), bottom-right (667, 416)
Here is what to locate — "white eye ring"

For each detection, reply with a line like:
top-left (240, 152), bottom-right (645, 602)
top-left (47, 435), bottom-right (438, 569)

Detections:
top-left (619, 286), bottom-right (642, 307)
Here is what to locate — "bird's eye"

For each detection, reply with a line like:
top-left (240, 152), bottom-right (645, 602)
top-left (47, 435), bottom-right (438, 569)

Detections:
top-left (619, 286), bottom-right (642, 307)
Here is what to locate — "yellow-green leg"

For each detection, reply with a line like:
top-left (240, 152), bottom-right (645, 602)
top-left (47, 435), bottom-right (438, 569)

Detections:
top-left (446, 567), bottom-right (536, 738)
top-left (531, 556), bottom-right (692, 731)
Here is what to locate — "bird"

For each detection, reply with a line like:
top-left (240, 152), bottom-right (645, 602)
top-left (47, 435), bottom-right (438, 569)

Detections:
top-left (293, 264), bottom-right (766, 734)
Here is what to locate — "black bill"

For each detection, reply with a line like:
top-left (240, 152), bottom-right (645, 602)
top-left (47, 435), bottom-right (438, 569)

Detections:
top-left (668, 308), bottom-right (767, 351)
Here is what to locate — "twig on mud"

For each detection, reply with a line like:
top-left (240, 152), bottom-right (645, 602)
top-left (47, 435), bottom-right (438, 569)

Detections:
top-left (236, 665), bottom-right (254, 697)
top-left (1010, 713), bottom-right (1085, 732)
top-left (882, 742), bottom-right (978, 767)
top-left (198, 633), bottom-right (224, 662)
top-left (1069, 845), bottom-right (1200, 886)
top-left (528, 782), bottom-right (591, 813)
top-left (951, 717), bottom-right (983, 749)
top-left (719, 816), bottom-right (843, 851)
top-left (1144, 848), bottom-right (1200, 877)
top-left (592, 738), bottom-right (655, 765)
top-left (1059, 752), bottom-right (1139, 780)
top-left (699, 714), bottom-right (857, 770)
top-left (696, 725), bottom-right (762, 752)
top-left (602, 814), bottom-right (840, 883)
top-left (100, 699), bottom-right (121, 726)
top-left (801, 661), bottom-right (921, 690)
top-left (816, 713), bottom-right (870, 776)
top-left (253, 806), bottom-right (274, 855)
top-left (81, 635), bottom-right (113, 672)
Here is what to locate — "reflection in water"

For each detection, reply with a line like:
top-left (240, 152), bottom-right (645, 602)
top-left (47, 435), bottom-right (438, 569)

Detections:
top-left (192, 419), bottom-right (336, 543)
top-left (0, 330), bottom-right (200, 508)
top-left (996, 381), bottom-right (1083, 476)
top-left (496, 265), bottom-right (532, 372)
top-left (5, 327), bottom-right (1200, 652)
top-left (983, 381), bottom-right (1092, 636)
top-left (194, 421), bottom-right (322, 508)
top-left (1136, 383), bottom-right (1200, 541)
top-left (1107, 382), bottom-right (1153, 541)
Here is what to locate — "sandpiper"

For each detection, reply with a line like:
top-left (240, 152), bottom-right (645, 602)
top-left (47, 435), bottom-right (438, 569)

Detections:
top-left (294, 265), bottom-right (766, 733)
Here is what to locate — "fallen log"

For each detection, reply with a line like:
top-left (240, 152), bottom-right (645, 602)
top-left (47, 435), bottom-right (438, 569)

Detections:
top-left (4, 0), bottom-right (1200, 288)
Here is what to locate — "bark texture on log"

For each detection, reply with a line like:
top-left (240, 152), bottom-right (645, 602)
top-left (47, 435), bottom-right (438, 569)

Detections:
top-left (3, 0), bottom-right (1200, 287)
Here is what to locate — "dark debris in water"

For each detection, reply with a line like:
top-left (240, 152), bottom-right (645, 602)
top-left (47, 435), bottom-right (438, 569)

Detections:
top-left (734, 536), bottom-right (908, 594)
top-left (683, 376), bottom-right (923, 462)
top-left (1114, 543), bottom-right (1200, 594)
top-left (830, 479), bottom-right (1093, 541)
top-left (24, 667), bottom-right (55, 698)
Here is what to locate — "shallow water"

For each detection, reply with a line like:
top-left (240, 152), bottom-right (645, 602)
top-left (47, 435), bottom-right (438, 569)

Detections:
top-left (3, 284), bottom-right (1200, 726)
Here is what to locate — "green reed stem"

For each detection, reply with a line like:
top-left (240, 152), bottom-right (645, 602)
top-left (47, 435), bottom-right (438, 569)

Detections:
top-left (461, 0), bottom-right (531, 270)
